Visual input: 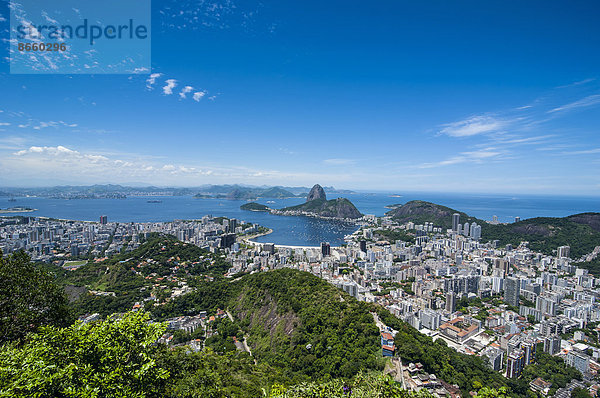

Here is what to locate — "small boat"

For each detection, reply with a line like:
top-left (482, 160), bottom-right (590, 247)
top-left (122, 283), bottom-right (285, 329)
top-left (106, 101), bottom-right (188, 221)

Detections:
top-left (147, 200), bottom-right (162, 203)
top-left (8, 198), bottom-right (16, 202)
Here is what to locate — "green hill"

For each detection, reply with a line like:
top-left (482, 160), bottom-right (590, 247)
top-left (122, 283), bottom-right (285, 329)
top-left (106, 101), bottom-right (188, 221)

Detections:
top-left (386, 200), bottom-right (482, 229)
top-left (52, 234), bottom-right (231, 317)
top-left (154, 268), bottom-right (383, 382)
top-left (240, 202), bottom-right (271, 212)
top-left (387, 200), bottom-right (600, 260)
top-left (482, 215), bottom-right (600, 258)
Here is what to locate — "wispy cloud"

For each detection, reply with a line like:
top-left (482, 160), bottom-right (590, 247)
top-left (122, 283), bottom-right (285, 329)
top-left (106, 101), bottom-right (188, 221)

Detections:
top-left (439, 115), bottom-right (506, 137)
top-left (555, 78), bottom-right (596, 89)
top-left (419, 148), bottom-right (502, 168)
top-left (548, 94), bottom-right (600, 113)
top-left (323, 158), bottom-right (356, 165)
top-left (193, 91), bottom-right (206, 102)
top-left (562, 148), bottom-right (600, 155)
top-left (179, 86), bottom-right (194, 99)
top-left (162, 79), bottom-right (178, 95)
top-left (146, 73), bottom-right (162, 89)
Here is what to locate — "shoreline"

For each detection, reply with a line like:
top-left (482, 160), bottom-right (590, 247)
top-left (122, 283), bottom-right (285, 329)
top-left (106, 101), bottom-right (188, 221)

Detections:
top-left (0, 208), bottom-right (37, 214)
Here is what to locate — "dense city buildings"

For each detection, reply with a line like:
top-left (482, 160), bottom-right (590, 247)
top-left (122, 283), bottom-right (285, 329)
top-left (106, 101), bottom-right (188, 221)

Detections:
top-left (2, 209), bottom-right (600, 395)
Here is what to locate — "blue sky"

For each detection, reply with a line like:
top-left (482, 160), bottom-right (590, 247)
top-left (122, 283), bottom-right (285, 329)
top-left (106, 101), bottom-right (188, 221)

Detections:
top-left (0, 0), bottom-right (599, 194)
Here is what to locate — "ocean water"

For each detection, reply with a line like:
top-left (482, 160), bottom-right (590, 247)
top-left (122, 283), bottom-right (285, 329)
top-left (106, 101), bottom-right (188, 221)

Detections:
top-left (2, 192), bottom-right (598, 246)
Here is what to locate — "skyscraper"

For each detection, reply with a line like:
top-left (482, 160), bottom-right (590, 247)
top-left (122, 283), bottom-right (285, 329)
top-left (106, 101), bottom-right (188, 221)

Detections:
top-left (452, 213), bottom-right (460, 232)
top-left (504, 277), bottom-right (520, 307)
top-left (445, 291), bottom-right (456, 312)
top-left (321, 242), bottom-right (331, 256)
top-left (558, 246), bottom-right (570, 258)
top-left (99, 215), bottom-right (108, 224)
top-left (359, 240), bottom-right (367, 253)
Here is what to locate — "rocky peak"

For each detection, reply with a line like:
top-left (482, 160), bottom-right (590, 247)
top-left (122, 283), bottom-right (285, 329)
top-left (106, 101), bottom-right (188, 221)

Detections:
top-left (306, 184), bottom-right (326, 202)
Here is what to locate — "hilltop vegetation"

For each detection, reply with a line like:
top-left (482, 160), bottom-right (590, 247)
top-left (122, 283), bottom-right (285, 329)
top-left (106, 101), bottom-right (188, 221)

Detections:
top-left (387, 200), bottom-right (600, 260)
top-left (155, 268), bottom-right (383, 383)
top-left (240, 202), bottom-right (271, 211)
top-left (387, 200), bottom-right (479, 229)
top-left (47, 233), bottom-right (231, 317)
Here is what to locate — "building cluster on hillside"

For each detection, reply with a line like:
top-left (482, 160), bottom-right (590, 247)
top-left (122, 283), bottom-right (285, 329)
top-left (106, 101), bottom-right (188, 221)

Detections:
top-left (222, 212), bottom-right (600, 395)
top-left (3, 209), bottom-right (600, 396)
top-left (0, 215), bottom-right (260, 262)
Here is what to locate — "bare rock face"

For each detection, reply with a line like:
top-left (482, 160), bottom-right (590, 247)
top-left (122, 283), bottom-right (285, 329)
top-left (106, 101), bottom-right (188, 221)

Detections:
top-left (306, 184), bottom-right (326, 202)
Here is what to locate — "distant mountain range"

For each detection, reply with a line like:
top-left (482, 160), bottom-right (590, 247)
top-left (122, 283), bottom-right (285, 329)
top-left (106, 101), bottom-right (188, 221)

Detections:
top-left (0, 184), bottom-right (356, 199)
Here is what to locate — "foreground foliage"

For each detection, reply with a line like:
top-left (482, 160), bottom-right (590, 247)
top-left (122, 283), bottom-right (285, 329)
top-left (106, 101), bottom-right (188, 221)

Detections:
top-left (0, 311), bottom-right (169, 398)
top-left (0, 250), bottom-right (72, 343)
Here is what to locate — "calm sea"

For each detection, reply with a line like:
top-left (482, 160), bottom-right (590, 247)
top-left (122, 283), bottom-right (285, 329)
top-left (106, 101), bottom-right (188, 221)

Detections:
top-left (2, 192), bottom-right (598, 246)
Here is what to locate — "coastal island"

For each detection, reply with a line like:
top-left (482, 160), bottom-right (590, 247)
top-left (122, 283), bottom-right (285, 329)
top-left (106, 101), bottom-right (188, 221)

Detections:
top-left (241, 184), bottom-right (363, 221)
top-left (240, 202), bottom-right (271, 212)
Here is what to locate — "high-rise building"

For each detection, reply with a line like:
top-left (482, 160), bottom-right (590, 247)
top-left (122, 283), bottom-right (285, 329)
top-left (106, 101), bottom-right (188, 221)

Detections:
top-left (566, 351), bottom-right (590, 375)
top-left (452, 213), bottom-right (460, 232)
top-left (543, 335), bottom-right (561, 355)
top-left (536, 296), bottom-right (557, 316)
top-left (99, 215), bottom-right (108, 224)
top-left (515, 216), bottom-right (521, 223)
top-left (229, 218), bottom-right (238, 233)
top-left (504, 277), bottom-right (520, 307)
top-left (485, 347), bottom-right (504, 371)
top-left (321, 242), bottom-right (331, 256)
top-left (445, 291), bottom-right (456, 312)
top-left (359, 240), bottom-right (367, 253)
top-left (262, 243), bottom-right (275, 254)
top-left (219, 233), bottom-right (236, 249)
top-left (419, 309), bottom-right (441, 330)
top-left (557, 246), bottom-right (570, 258)
top-left (463, 222), bottom-right (470, 236)
top-left (507, 350), bottom-right (524, 378)
top-left (521, 341), bottom-right (536, 365)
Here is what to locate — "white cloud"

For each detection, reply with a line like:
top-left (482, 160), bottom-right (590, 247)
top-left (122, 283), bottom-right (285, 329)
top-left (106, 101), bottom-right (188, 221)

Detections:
top-left (193, 91), bottom-right (206, 102)
top-left (179, 86), bottom-right (193, 99)
top-left (0, 122), bottom-right (10, 126)
top-left (562, 148), bottom-right (600, 155)
top-left (146, 73), bottom-right (162, 89)
top-left (439, 116), bottom-right (505, 137)
top-left (419, 148), bottom-right (501, 168)
top-left (323, 158), bottom-right (355, 165)
top-left (162, 79), bottom-right (177, 95)
top-left (548, 94), bottom-right (600, 113)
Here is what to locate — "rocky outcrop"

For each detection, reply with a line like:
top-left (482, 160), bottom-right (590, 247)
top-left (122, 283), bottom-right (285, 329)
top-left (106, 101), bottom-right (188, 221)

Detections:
top-left (306, 184), bottom-right (326, 202)
top-left (278, 184), bottom-right (362, 219)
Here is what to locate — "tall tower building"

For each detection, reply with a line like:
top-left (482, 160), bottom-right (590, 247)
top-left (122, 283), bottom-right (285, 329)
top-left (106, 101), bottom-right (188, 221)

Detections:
top-left (445, 291), bottom-right (456, 312)
top-left (321, 242), bottom-right (331, 256)
top-left (452, 213), bottom-right (460, 232)
top-left (504, 277), bottom-right (520, 307)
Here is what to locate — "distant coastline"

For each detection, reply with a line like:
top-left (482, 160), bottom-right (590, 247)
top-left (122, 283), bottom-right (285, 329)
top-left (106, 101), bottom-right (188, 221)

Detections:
top-left (0, 207), bottom-right (36, 214)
